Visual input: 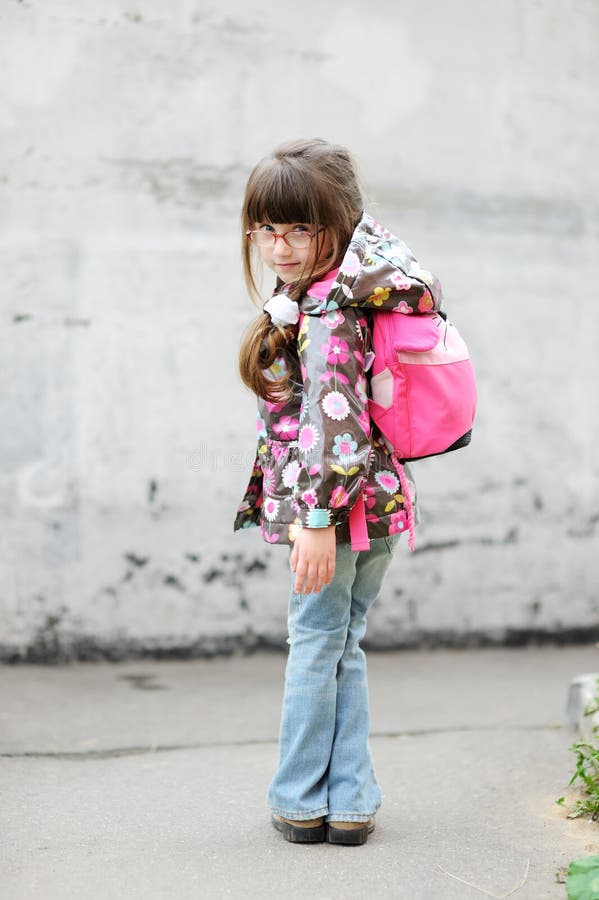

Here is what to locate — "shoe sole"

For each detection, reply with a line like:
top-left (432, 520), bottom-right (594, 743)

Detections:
top-left (271, 815), bottom-right (325, 844)
top-left (326, 821), bottom-right (375, 846)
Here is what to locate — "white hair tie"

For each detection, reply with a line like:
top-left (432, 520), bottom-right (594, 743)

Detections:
top-left (264, 294), bottom-right (300, 327)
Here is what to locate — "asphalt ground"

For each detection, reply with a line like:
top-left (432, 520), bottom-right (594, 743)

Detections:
top-left (2, 645), bottom-right (599, 899)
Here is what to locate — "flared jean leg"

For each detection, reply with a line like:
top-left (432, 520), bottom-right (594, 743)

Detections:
top-left (326, 535), bottom-right (398, 821)
top-left (267, 535), bottom-right (399, 821)
top-left (267, 548), bottom-right (358, 820)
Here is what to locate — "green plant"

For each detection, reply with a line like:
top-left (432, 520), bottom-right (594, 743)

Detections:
top-left (557, 678), bottom-right (599, 821)
top-left (559, 680), bottom-right (599, 899)
top-left (565, 856), bottom-right (599, 900)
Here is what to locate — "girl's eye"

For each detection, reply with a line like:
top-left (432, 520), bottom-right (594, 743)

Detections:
top-left (255, 222), bottom-right (311, 233)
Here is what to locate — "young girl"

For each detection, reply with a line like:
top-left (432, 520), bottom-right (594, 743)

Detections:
top-left (234, 139), bottom-right (442, 845)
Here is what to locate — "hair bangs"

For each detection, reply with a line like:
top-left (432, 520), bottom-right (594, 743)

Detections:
top-left (244, 160), bottom-right (322, 228)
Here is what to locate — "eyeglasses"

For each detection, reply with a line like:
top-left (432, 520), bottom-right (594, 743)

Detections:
top-left (246, 228), bottom-right (323, 249)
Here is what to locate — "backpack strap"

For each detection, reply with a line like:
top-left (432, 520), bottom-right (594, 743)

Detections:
top-left (348, 458), bottom-right (416, 553)
top-left (390, 454), bottom-right (416, 552)
top-left (348, 491), bottom-right (370, 552)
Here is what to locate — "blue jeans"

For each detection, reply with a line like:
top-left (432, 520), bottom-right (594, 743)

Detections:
top-left (267, 534), bottom-right (399, 823)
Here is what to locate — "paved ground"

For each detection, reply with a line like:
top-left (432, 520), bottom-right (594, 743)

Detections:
top-left (2, 645), bottom-right (599, 899)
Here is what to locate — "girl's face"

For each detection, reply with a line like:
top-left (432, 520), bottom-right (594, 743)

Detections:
top-left (251, 222), bottom-right (333, 285)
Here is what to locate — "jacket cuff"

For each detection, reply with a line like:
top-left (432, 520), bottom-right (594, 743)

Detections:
top-left (301, 507), bottom-right (335, 528)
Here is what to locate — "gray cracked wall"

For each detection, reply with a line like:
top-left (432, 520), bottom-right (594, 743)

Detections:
top-left (1, 1), bottom-right (598, 661)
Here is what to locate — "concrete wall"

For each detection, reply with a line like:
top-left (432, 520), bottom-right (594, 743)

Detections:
top-left (1, 1), bottom-right (598, 661)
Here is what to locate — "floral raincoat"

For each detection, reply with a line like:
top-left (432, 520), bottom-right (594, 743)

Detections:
top-left (233, 212), bottom-right (443, 547)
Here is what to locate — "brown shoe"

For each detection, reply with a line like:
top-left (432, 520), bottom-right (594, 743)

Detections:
top-left (271, 814), bottom-right (326, 843)
top-left (326, 818), bottom-right (375, 845)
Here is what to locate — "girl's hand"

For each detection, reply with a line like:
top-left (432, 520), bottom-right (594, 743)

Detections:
top-left (289, 525), bottom-right (336, 595)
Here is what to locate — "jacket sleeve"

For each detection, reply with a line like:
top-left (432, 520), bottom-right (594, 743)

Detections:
top-left (292, 307), bottom-right (372, 529)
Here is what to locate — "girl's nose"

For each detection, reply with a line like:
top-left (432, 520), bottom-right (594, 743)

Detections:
top-left (272, 235), bottom-right (293, 257)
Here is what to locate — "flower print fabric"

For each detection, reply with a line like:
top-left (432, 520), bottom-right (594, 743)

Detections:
top-left (282, 460), bottom-right (301, 488)
top-left (272, 416), bottom-right (300, 440)
top-left (321, 391), bottom-right (351, 422)
top-left (374, 470), bottom-right (400, 494)
top-left (263, 497), bottom-right (280, 521)
top-left (290, 307), bottom-right (372, 528)
top-left (333, 433), bottom-right (358, 461)
top-left (322, 335), bottom-right (350, 365)
top-left (233, 211), bottom-right (440, 546)
top-left (298, 423), bottom-right (320, 452)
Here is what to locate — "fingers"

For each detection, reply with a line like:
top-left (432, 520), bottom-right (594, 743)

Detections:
top-left (293, 557), bottom-right (335, 596)
top-left (326, 556), bottom-right (335, 586)
top-left (289, 543), bottom-right (298, 573)
top-left (289, 525), bottom-right (337, 595)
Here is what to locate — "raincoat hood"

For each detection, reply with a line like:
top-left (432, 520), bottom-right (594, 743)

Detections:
top-left (299, 211), bottom-right (443, 317)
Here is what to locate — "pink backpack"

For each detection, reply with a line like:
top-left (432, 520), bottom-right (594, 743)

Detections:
top-left (349, 309), bottom-right (477, 552)
top-left (368, 309), bottom-right (477, 462)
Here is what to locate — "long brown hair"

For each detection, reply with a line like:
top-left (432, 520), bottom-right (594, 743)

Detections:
top-left (238, 139), bottom-right (363, 402)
